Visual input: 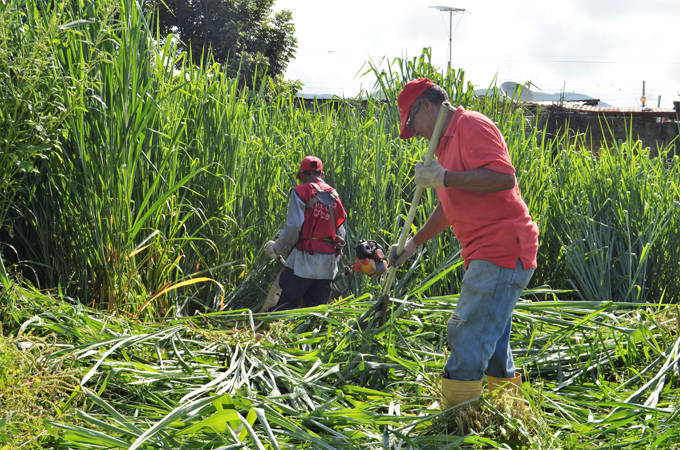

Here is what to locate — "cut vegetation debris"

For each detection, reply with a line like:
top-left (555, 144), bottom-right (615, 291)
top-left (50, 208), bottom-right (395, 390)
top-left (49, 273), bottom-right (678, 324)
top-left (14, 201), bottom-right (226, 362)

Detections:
top-left (2, 289), bottom-right (679, 449)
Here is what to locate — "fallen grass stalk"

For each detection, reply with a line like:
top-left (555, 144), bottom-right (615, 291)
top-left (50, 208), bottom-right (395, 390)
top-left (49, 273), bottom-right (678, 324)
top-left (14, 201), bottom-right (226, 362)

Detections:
top-left (1, 287), bottom-right (677, 449)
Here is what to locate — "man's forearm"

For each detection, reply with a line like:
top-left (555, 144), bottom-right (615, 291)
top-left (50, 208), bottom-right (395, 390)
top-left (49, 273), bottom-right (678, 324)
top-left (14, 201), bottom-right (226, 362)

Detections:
top-left (444, 167), bottom-right (515, 193)
top-left (273, 190), bottom-right (305, 255)
top-left (274, 225), bottom-right (300, 255)
top-left (413, 204), bottom-right (449, 246)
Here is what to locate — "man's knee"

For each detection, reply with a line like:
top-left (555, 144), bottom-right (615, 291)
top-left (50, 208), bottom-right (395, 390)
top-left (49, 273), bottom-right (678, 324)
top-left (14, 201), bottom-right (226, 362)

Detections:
top-left (446, 312), bottom-right (466, 339)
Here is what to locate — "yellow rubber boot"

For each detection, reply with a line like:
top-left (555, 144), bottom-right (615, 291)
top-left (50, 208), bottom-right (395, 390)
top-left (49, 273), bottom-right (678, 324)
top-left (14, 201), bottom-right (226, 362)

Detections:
top-left (486, 372), bottom-right (523, 397)
top-left (440, 378), bottom-right (483, 411)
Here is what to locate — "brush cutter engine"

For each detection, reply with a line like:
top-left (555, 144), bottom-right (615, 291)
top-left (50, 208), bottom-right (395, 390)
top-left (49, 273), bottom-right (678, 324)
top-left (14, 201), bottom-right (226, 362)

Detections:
top-left (352, 240), bottom-right (388, 277)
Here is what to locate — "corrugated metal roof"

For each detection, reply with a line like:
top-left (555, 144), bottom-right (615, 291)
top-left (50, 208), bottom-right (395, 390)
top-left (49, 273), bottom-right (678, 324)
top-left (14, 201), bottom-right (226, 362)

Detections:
top-left (529, 101), bottom-right (677, 115)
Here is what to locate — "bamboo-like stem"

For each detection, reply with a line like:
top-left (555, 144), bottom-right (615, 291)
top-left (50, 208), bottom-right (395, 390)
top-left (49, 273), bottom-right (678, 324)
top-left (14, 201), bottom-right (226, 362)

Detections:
top-left (379, 104), bottom-right (450, 325)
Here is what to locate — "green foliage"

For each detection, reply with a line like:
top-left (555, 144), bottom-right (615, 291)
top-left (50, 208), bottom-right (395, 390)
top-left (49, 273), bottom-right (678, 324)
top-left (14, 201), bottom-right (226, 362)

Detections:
top-left (3, 289), bottom-right (680, 449)
top-left (2, 0), bottom-right (680, 447)
top-left (1, 0), bottom-right (679, 323)
top-left (0, 0), bottom-right (72, 234)
top-left (362, 47), bottom-right (478, 107)
top-left (544, 142), bottom-right (680, 303)
top-left (155, 0), bottom-right (297, 87)
top-left (0, 328), bottom-right (82, 449)
top-left (496, 104), bottom-right (680, 303)
top-left (266, 73), bottom-right (303, 99)
top-left (2, 0), bottom-right (467, 316)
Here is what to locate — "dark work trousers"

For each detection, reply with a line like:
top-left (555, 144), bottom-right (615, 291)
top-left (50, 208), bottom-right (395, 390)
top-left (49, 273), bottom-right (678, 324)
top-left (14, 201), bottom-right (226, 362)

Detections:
top-left (273, 267), bottom-right (332, 311)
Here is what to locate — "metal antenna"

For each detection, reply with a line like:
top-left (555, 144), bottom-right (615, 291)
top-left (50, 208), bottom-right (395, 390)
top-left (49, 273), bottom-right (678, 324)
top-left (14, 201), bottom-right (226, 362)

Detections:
top-left (429, 6), bottom-right (467, 71)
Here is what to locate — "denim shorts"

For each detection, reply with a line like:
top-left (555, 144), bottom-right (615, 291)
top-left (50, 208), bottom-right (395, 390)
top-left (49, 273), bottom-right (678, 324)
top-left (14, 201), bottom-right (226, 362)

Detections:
top-left (445, 259), bottom-right (535, 381)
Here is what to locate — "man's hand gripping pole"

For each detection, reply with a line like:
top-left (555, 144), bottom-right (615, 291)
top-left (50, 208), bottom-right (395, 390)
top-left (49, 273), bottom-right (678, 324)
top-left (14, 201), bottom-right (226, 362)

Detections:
top-left (378, 105), bottom-right (449, 325)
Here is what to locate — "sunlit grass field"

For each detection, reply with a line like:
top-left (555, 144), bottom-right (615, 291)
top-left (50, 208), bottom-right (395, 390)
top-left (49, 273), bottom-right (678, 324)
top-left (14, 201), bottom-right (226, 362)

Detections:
top-left (2, 284), bottom-right (680, 449)
top-left (2, 0), bottom-right (680, 448)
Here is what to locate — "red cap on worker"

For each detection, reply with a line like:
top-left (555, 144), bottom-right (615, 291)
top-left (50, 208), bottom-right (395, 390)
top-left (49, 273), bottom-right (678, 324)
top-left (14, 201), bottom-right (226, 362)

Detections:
top-left (397, 78), bottom-right (436, 139)
top-left (296, 156), bottom-right (324, 179)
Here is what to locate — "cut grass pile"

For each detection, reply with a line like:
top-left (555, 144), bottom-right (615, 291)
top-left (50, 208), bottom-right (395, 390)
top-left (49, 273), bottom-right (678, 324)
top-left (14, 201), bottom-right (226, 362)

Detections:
top-left (2, 285), bottom-right (679, 449)
top-left (0, 327), bottom-right (83, 448)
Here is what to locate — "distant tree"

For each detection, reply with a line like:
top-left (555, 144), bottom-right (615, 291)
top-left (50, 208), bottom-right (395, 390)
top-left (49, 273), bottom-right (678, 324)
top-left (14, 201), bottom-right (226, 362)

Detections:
top-left (156, 0), bottom-right (297, 86)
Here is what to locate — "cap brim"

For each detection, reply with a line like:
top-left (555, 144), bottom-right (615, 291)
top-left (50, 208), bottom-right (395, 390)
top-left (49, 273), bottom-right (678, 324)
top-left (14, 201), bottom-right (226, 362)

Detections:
top-left (399, 107), bottom-right (414, 140)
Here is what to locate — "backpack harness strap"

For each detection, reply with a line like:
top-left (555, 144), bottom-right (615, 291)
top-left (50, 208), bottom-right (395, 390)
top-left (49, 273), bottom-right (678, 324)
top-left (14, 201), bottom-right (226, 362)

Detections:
top-left (303, 182), bottom-right (345, 250)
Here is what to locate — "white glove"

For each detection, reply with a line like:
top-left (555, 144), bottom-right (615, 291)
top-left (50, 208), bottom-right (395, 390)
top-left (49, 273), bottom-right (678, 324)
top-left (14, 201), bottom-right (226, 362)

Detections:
top-left (415, 161), bottom-right (448, 188)
top-left (265, 240), bottom-right (278, 259)
top-left (388, 238), bottom-right (418, 267)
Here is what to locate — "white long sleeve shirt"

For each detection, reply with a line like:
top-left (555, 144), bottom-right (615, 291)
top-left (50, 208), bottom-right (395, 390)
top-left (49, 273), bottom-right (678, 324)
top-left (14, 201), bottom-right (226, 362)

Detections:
top-left (273, 184), bottom-right (345, 280)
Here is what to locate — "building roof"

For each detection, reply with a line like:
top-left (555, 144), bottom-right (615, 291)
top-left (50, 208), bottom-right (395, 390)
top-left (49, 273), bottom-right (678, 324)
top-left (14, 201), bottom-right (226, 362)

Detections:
top-left (528, 101), bottom-right (679, 118)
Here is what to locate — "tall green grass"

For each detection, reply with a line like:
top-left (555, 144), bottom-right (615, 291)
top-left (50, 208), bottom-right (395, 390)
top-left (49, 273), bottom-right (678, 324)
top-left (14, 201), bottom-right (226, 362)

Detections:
top-left (1, 0), bottom-right (679, 320)
top-left (0, 0), bottom-right (74, 256)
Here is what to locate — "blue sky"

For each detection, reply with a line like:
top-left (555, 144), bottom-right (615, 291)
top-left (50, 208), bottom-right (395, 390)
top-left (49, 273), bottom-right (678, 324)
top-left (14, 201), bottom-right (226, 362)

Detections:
top-left (275, 0), bottom-right (680, 108)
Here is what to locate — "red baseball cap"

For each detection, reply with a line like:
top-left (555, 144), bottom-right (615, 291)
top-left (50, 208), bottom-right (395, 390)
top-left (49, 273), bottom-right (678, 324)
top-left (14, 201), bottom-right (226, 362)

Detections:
top-left (397, 78), bottom-right (435, 139)
top-left (296, 156), bottom-right (324, 179)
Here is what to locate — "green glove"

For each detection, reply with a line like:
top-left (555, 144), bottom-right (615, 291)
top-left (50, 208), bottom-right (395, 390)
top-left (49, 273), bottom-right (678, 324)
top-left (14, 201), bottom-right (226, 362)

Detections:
top-left (415, 161), bottom-right (448, 188)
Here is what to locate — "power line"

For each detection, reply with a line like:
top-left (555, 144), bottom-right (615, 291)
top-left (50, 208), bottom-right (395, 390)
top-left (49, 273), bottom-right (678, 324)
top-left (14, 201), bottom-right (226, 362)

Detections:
top-left (293, 50), bottom-right (680, 65)
top-left (432, 57), bottom-right (680, 65)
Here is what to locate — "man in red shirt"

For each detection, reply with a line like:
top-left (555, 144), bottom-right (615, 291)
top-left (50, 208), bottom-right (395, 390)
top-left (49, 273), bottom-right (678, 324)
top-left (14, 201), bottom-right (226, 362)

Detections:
top-left (388, 78), bottom-right (539, 410)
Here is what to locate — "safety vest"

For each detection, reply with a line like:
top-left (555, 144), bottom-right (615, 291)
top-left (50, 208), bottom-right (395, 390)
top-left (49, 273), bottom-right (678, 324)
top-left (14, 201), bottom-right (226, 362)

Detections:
top-left (294, 180), bottom-right (347, 254)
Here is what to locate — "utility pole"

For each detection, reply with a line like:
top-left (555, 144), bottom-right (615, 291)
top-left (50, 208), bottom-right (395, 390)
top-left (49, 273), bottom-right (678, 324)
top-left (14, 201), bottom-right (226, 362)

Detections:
top-left (429, 6), bottom-right (466, 71)
top-left (641, 81), bottom-right (647, 108)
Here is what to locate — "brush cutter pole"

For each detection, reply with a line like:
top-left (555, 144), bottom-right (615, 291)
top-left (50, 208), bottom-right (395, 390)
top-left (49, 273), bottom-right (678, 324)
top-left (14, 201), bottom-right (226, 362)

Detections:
top-left (379, 104), bottom-right (449, 325)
